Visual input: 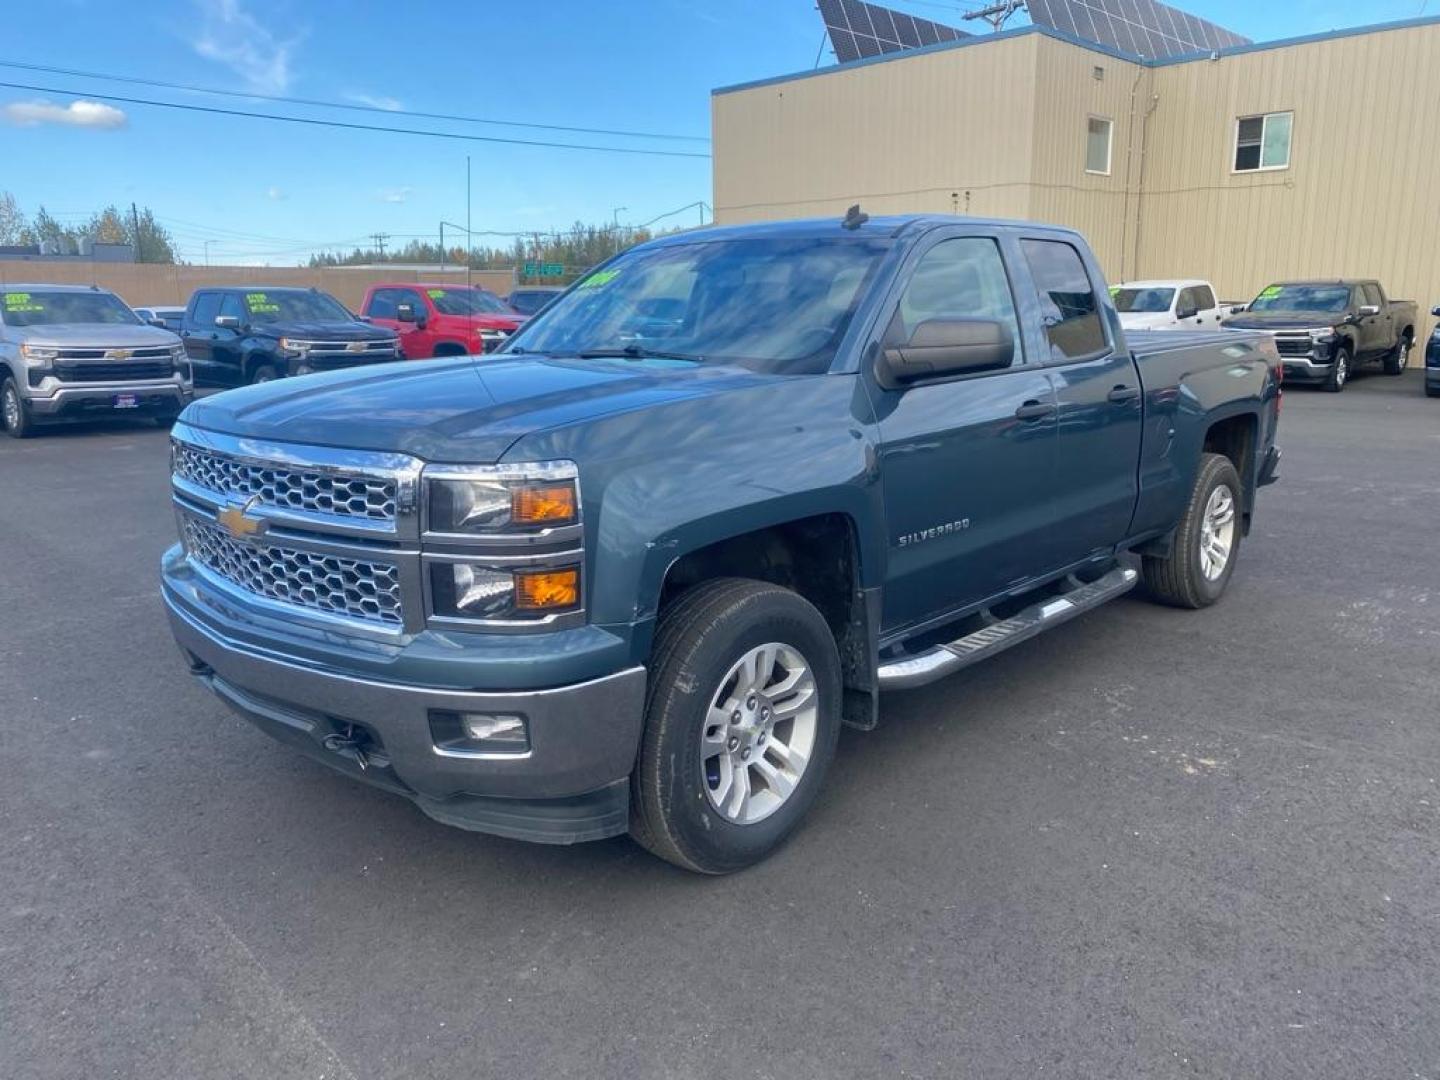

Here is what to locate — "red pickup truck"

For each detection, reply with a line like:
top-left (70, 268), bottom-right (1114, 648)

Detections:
top-left (360, 283), bottom-right (524, 359)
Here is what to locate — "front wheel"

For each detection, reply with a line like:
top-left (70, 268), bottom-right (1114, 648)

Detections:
top-left (249, 363), bottom-right (279, 385)
top-left (1, 377), bottom-right (34, 439)
top-left (1142, 453), bottom-right (1242, 609)
top-left (630, 579), bottom-right (842, 874)
top-left (1325, 347), bottom-right (1350, 392)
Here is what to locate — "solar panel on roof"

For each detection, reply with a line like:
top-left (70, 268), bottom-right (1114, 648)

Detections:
top-left (1026, 0), bottom-right (1249, 58)
top-left (819, 0), bottom-right (969, 64)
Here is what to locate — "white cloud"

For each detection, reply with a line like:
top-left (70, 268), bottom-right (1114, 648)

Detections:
top-left (379, 187), bottom-right (413, 204)
top-left (1, 99), bottom-right (128, 129)
top-left (192, 0), bottom-right (302, 93)
top-left (266, 186), bottom-right (285, 200)
top-left (346, 92), bottom-right (403, 111)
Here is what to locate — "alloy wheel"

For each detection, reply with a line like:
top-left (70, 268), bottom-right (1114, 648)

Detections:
top-left (701, 642), bottom-right (818, 825)
top-left (2, 385), bottom-right (18, 430)
top-left (1199, 484), bottom-right (1236, 581)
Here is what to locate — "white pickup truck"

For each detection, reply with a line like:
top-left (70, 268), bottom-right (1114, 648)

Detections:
top-left (1110, 279), bottom-right (1226, 331)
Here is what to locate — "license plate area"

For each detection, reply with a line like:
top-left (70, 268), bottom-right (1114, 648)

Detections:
top-left (113, 392), bottom-right (139, 409)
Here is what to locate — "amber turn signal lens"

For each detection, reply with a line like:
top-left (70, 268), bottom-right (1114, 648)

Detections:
top-left (510, 482), bottom-right (577, 526)
top-left (514, 568), bottom-right (580, 611)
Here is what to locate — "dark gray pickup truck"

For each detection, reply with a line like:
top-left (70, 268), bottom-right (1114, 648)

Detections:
top-left (161, 213), bottom-right (1282, 873)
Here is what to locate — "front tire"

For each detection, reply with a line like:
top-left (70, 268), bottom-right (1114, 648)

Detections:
top-left (631, 579), bottom-right (842, 874)
top-left (1142, 453), bottom-right (1242, 609)
top-left (1, 377), bottom-right (34, 439)
top-left (249, 363), bottom-right (279, 385)
top-left (1325, 346), bottom-right (1351, 392)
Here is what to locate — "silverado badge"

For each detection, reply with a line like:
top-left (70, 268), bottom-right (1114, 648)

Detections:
top-left (217, 495), bottom-right (267, 541)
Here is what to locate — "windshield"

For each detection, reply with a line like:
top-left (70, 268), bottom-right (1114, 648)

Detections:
top-left (2, 289), bottom-right (140, 327)
top-left (1249, 284), bottom-right (1352, 313)
top-left (508, 290), bottom-right (558, 316)
top-left (244, 290), bottom-right (353, 323)
top-left (509, 237), bottom-right (891, 374)
top-left (426, 287), bottom-right (512, 316)
top-left (1112, 287), bottom-right (1175, 314)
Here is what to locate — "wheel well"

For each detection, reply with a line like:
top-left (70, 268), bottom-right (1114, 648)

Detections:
top-left (1203, 414), bottom-right (1256, 526)
top-left (660, 514), bottom-right (858, 631)
top-left (1400, 325), bottom-right (1414, 345)
top-left (433, 341), bottom-right (468, 356)
top-left (244, 353), bottom-right (276, 379)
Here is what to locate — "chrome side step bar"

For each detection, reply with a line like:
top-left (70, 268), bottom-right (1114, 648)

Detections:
top-left (876, 567), bottom-right (1139, 691)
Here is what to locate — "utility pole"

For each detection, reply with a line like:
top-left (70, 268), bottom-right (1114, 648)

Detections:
top-left (203, 240), bottom-right (213, 268)
top-left (962, 0), bottom-right (1025, 31)
top-left (439, 222), bottom-right (444, 276)
top-left (131, 201), bottom-right (142, 262)
top-left (466, 155), bottom-right (472, 290)
top-left (370, 233), bottom-right (390, 259)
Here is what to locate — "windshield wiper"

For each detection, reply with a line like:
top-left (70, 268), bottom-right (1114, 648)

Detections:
top-left (576, 344), bottom-right (702, 362)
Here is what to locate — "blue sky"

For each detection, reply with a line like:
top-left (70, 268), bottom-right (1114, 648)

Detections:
top-left (0, 0), bottom-right (1428, 265)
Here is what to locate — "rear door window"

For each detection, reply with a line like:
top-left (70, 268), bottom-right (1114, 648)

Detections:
top-left (1020, 239), bottom-right (1107, 360)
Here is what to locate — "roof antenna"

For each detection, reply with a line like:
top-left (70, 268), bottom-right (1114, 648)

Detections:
top-left (842, 204), bottom-right (869, 230)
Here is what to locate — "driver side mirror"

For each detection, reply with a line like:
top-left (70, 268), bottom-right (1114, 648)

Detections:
top-left (146, 317), bottom-right (168, 329)
top-left (214, 314), bottom-right (241, 330)
top-left (876, 318), bottom-right (1014, 390)
top-left (1358, 304), bottom-right (1380, 317)
top-left (395, 302), bottom-right (426, 328)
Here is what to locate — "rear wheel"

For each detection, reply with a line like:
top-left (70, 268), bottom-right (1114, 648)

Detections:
top-left (1325, 346), bottom-right (1350, 393)
top-left (631, 578), bottom-right (842, 874)
top-left (1142, 453), bottom-right (1242, 609)
top-left (1383, 336), bottom-right (1411, 375)
top-left (1, 377), bottom-right (34, 439)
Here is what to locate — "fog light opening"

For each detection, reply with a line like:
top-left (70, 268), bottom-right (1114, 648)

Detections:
top-left (430, 709), bottom-right (530, 755)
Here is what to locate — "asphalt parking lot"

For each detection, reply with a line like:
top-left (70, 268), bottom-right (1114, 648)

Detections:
top-left (2, 371), bottom-right (1437, 1080)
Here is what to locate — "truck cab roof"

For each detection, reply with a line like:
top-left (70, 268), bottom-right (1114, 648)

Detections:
top-left (643, 213), bottom-right (1084, 248)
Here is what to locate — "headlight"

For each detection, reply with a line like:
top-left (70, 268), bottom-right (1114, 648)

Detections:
top-left (425, 462), bottom-right (579, 535)
top-left (277, 337), bottom-right (306, 355)
top-left (19, 344), bottom-right (58, 364)
top-left (1308, 328), bottom-right (1335, 342)
top-left (429, 563), bottom-right (581, 620)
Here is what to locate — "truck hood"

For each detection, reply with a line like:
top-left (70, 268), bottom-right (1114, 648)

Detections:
top-left (251, 320), bottom-right (395, 340)
top-left (12, 323), bottom-right (181, 347)
top-left (180, 355), bottom-right (785, 462)
top-left (1222, 311), bottom-right (1341, 331)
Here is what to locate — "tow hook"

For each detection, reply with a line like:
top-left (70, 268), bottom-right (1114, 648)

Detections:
top-left (322, 724), bottom-right (370, 771)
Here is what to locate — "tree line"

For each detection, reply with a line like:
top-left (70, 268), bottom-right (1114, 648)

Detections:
top-left (306, 221), bottom-right (671, 280)
top-left (0, 191), bottom-right (178, 263)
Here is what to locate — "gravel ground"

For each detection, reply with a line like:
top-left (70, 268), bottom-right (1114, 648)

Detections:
top-left (2, 370), bottom-right (1437, 1080)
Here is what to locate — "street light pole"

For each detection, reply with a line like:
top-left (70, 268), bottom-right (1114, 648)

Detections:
top-left (203, 240), bottom-right (212, 267)
top-left (611, 206), bottom-right (627, 256)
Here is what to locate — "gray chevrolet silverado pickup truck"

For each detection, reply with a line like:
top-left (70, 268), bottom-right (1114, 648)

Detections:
top-left (2, 284), bottom-right (193, 437)
top-left (161, 213), bottom-right (1282, 873)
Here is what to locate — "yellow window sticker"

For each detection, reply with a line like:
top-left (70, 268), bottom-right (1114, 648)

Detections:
top-left (577, 269), bottom-right (620, 290)
top-left (245, 292), bottom-right (279, 314)
top-left (3, 292), bottom-right (43, 313)
top-left (426, 289), bottom-right (446, 299)
top-left (1257, 285), bottom-right (1282, 300)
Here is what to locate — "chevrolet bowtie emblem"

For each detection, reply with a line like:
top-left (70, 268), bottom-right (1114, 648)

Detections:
top-left (346, 341), bottom-right (366, 352)
top-left (217, 494), bottom-right (267, 540)
top-left (108, 349), bottom-right (133, 361)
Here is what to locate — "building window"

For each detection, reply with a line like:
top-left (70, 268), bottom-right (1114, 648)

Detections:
top-left (1234, 111), bottom-right (1292, 172)
top-left (1086, 116), bottom-right (1112, 175)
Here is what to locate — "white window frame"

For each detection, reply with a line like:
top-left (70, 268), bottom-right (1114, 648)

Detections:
top-left (1085, 115), bottom-right (1113, 176)
top-left (1232, 110), bottom-right (1293, 174)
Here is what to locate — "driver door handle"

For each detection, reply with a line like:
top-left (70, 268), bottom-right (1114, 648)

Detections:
top-left (1014, 400), bottom-right (1056, 421)
top-left (1107, 385), bottom-right (1141, 404)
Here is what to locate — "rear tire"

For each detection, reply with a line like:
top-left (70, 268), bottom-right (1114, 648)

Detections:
top-left (1142, 453), bottom-right (1242, 609)
top-left (630, 578), bottom-right (842, 874)
top-left (1, 377), bottom-right (34, 439)
top-left (1325, 346), bottom-right (1350, 393)
top-left (1383, 336), bottom-right (1411, 376)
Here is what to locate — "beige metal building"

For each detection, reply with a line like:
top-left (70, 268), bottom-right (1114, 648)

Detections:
top-left (712, 16), bottom-right (1440, 322)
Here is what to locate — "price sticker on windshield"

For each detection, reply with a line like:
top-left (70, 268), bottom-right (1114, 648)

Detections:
top-left (3, 292), bottom-right (43, 313)
top-left (577, 269), bottom-right (620, 290)
top-left (1257, 285), bottom-right (1282, 300)
top-left (426, 289), bottom-right (446, 298)
top-left (246, 292), bottom-right (280, 314)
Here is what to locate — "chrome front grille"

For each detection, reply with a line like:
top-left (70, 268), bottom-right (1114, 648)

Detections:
top-left (55, 345), bottom-right (175, 361)
top-left (182, 516), bottom-right (403, 626)
top-left (1273, 335), bottom-right (1314, 357)
top-left (172, 441), bottom-right (398, 522)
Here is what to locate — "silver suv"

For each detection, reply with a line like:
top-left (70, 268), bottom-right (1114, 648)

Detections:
top-left (1, 284), bottom-right (193, 438)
